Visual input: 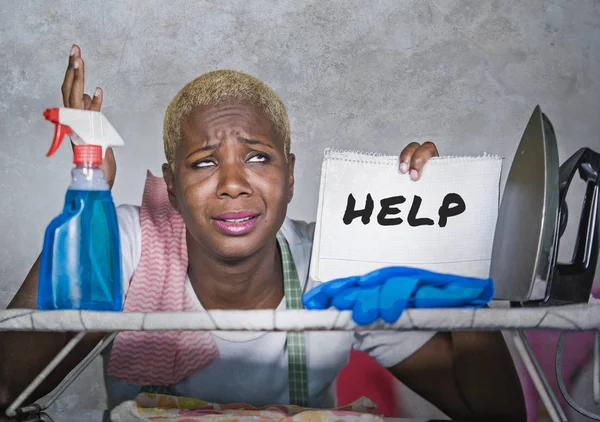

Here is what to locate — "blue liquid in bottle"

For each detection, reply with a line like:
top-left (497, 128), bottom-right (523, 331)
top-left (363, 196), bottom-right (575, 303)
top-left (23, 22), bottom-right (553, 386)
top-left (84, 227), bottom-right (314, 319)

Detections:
top-left (38, 165), bottom-right (123, 311)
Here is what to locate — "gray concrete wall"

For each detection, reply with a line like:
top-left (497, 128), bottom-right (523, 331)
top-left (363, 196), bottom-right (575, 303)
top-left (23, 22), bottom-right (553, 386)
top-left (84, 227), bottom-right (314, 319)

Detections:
top-left (1, 1), bottom-right (599, 419)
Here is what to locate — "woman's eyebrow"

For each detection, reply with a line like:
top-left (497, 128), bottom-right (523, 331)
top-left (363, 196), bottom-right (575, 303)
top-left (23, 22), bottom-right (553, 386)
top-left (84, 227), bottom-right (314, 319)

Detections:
top-left (238, 137), bottom-right (275, 150)
top-left (186, 142), bottom-right (224, 158)
top-left (186, 138), bottom-right (275, 158)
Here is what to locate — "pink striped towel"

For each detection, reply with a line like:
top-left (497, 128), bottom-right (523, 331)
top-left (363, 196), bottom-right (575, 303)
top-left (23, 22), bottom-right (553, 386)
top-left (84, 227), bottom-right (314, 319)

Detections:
top-left (107, 171), bottom-right (218, 385)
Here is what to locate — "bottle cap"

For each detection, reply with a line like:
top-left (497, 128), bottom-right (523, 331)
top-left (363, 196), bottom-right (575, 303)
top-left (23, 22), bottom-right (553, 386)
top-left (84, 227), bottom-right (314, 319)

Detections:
top-left (73, 145), bottom-right (102, 165)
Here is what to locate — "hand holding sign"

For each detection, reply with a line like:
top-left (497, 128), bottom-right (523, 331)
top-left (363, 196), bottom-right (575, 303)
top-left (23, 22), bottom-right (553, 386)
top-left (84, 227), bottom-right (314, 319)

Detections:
top-left (398, 141), bottom-right (440, 181)
top-left (309, 149), bottom-right (502, 284)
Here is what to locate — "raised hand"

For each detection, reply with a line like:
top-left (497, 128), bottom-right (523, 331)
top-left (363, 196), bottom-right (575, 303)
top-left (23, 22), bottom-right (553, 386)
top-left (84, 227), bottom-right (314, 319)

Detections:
top-left (61, 44), bottom-right (116, 188)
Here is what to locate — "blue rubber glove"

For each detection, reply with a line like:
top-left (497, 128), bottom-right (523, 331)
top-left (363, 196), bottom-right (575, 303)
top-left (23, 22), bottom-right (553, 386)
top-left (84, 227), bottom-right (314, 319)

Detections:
top-left (302, 266), bottom-right (494, 325)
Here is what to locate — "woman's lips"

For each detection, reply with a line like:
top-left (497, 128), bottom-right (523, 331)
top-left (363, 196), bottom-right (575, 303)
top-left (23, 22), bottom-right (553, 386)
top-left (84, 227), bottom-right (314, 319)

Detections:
top-left (212, 213), bottom-right (259, 235)
top-left (216, 212), bottom-right (257, 220)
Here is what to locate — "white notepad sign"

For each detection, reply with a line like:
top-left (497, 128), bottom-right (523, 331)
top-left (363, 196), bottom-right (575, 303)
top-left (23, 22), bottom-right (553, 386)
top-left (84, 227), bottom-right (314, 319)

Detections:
top-left (309, 149), bottom-right (503, 283)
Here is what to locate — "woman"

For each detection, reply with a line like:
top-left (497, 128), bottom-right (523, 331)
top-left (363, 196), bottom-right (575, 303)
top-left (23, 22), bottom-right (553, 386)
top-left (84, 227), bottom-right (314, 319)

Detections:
top-left (1, 45), bottom-right (526, 421)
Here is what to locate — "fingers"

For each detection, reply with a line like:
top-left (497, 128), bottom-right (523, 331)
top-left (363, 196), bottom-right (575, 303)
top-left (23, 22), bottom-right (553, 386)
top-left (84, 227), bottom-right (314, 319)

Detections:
top-left (68, 56), bottom-right (85, 109)
top-left (399, 142), bottom-right (420, 174)
top-left (83, 94), bottom-right (92, 110)
top-left (83, 88), bottom-right (103, 111)
top-left (89, 87), bottom-right (103, 111)
top-left (399, 141), bottom-right (439, 181)
top-left (62, 44), bottom-right (104, 112)
top-left (62, 45), bottom-right (79, 107)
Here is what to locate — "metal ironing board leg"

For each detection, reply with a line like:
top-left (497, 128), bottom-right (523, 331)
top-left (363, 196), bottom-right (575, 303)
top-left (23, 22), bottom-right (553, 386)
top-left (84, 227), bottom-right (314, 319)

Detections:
top-left (4, 332), bottom-right (117, 419)
top-left (36, 332), bottom-right (118, 412)
top-left (594, 331), bottom-right (600, 404)
top-left (4, 332), bottom-right (86, 418)
top-left (513, 329), bottom-right (568, 422)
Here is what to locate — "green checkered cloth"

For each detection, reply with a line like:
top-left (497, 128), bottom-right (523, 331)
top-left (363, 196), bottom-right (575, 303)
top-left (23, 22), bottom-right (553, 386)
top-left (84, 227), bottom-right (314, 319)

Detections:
top-left (142, 232), bottom-right (310, 407)
top-left (276, 231), bottom-right (310, 408)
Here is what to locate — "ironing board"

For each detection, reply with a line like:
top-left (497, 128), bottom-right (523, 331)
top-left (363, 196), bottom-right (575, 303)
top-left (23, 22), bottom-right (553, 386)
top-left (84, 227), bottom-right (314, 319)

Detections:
top-left (2, 304), bottom-right (600, 422)
top-left (1, 304), bottom-right (600, 333)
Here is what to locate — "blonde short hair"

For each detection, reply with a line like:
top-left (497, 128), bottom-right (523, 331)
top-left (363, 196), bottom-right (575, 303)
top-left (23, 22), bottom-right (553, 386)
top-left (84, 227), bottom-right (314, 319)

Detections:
top-left (163, 70), bottom-right (290, 167)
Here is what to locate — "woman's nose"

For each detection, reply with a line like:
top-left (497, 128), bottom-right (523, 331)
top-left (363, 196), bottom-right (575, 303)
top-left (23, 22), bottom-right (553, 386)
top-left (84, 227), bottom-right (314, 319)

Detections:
top-left (216, 161), bottom-right (252, 199)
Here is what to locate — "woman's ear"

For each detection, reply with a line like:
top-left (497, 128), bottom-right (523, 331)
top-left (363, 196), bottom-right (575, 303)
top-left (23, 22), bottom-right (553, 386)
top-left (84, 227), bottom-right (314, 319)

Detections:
top-left (287, 153), bottom-right (296, 204)
top-left (162, 163), bottom-right (179, 210)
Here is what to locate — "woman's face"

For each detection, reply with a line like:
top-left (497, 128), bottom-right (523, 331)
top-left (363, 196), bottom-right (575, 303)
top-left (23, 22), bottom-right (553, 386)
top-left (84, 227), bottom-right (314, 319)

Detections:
top-left (163, 101), bottom-right (295, 261)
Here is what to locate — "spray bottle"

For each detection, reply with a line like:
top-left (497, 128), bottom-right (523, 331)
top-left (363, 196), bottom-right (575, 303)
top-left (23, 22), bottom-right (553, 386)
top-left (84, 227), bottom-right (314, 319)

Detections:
top-left (38, 108), bottom-right (124, 311)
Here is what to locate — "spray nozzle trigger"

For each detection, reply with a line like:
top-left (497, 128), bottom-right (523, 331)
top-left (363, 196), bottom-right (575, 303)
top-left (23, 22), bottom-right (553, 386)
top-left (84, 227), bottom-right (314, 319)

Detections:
top-left (44, 108), bottom-right (73, 157)
top-left (42, 107), bottom-right (125, 160)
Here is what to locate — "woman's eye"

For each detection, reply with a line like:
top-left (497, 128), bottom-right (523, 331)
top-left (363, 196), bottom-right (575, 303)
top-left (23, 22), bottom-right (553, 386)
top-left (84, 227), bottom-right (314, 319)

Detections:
top-left (193, 160), bottom-right (216, 168)
top-left (248, 154), bottom-right (269, 163)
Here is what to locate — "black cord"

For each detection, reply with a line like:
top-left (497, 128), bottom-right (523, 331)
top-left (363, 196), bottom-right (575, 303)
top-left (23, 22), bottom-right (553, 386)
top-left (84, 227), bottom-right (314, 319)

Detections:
top-left (556, 331), bottom-right (600, 420)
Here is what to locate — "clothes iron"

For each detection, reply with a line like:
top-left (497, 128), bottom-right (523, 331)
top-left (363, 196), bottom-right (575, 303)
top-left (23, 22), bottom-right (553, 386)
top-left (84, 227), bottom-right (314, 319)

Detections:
top-left (491, 105), bottom-right (599, 305)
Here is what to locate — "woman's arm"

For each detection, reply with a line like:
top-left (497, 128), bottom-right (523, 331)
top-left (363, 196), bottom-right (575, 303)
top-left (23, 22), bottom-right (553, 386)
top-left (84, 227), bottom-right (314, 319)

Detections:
top-left (389, 331), bottom-right (526, 421)
top-left (390, 143), bottom-right (526, 420)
